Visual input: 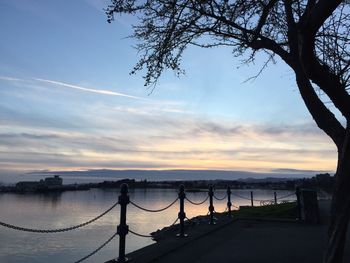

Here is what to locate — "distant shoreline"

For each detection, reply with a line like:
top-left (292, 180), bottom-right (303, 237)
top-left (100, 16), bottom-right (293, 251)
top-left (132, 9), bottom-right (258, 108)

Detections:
top-left (0, 174), bottom-right (334, 194)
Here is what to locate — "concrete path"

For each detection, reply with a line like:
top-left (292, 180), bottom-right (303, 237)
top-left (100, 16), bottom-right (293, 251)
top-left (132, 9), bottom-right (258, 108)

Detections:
top-left (155, 220), bottom-right (331, 263)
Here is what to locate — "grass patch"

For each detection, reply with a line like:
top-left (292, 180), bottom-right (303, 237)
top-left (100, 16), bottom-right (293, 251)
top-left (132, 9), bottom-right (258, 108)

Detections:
top-left (233, 202), bottom-right (297, 219)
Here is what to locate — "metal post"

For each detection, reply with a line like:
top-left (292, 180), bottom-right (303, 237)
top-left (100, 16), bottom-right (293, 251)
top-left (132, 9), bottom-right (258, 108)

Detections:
top-left (177, 184), bottom-right (187, 237)
top-left (250, 191), bottom-right (254, 207)
top-left (296, 187), bottom-right (302, 221)
top-left (227, 185), bottom-right (232, 217)
top-left (209, 185), bottom-right (215, 225)
top-left (117, 184), bottom-right (129, 263)
top-left (274, 191), bottom-right (277, 205)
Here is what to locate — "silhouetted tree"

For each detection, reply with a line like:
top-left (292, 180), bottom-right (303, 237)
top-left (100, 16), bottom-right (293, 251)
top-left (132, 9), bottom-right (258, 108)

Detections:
top-left (106, 1), bottom-right (350, 262)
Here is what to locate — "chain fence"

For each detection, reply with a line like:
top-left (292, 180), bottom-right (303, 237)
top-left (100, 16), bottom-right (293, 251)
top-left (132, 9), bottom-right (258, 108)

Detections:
top-left (129, 229), bottom-right (154, 238)
top-left (252, 198), bottom-right (275, 202)
top-left (0, 200), bottom-right (119, 233)
top-left (231, 193), bottom-right (252, 201)
top-left (185, 195), bottom-right (209, 205)
top-left (231, 191), bottom-right (297, 207)
top-left (74, 231), bottom-right (118, 263)
top-left (2, 186), bottom-right (297, 262)
top-left (129, 215), bottom-right (179, 239)
top-left (170, 217), bottom-right (179, 227)
top-left (231, 192), bottom-right (293, 202)
top-left (213, 193), bottom-right (228, 201)
top-left (129, 197), bottom-right (178, 213)
top-left (184, 216), bottom-right (197, 223)
top-left (259, 200), bottom-right (276, 206)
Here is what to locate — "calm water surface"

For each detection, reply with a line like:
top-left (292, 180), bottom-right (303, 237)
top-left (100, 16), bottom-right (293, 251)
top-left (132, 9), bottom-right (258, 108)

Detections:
top-left (0, 188), bottom-right (295, 263)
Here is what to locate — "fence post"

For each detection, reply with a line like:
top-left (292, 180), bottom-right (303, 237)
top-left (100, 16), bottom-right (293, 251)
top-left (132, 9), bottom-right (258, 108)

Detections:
top-left (177, 184), bottom-right (187, 237)
top-left (209, 185), bottom-right (215, 225)
top-left (296, 187), bottom-right (302, 221)
top-left (250, 191), bottom-right (254, 207)
top-left (274, 191), bottom-right (277, 205)
top-left (117, 183), bottom-right (129, 263)
top-left (227, 185), bottom-right (232, 217)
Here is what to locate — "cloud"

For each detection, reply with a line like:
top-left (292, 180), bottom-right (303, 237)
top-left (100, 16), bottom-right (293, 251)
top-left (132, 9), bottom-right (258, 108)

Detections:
top-left (0, 75), bottom-right (338, 173)
top-left (0, 117), bottom-right (337, 174)
top-left (33, 78), bottom-right (144, 100)
top-left (0, 133), bottom-right (59, 141)
top-left (0, 105), bottom-right (81, 130)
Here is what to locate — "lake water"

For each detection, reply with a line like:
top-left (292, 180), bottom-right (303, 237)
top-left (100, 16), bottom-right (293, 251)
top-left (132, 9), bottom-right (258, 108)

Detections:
top-left (0, 188), bottom-right (295, 263)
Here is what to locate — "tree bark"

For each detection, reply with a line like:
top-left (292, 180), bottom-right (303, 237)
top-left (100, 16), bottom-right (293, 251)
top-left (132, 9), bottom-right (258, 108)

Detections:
top-left (324, 127), bottom-right (350, 263)
top-left (294, 62), bottom-right (348, 263)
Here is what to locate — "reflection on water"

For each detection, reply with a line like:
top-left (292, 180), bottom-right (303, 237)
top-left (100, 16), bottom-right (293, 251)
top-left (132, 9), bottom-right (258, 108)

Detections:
top-left (0, 188), bottom-right (295, 263)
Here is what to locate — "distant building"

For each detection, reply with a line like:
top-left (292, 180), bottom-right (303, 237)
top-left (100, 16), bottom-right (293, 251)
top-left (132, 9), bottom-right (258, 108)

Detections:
top-left (16, 175), bottom-right (63, 192)
top-left (43, 175), bottom-right (63, 188)
top-left (16, 181), bottom-right (40, 192)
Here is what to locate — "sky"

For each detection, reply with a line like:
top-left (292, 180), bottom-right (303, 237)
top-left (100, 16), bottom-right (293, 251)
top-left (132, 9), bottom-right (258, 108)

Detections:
top-left (0, 0), bottom-right (340, 179)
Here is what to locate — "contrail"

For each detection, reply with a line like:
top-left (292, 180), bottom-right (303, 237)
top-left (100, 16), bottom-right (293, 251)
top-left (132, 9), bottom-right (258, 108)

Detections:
top-left (34, 78), bottom-right (143, 100)
top-left (0, 76), bottom-right (23, 82)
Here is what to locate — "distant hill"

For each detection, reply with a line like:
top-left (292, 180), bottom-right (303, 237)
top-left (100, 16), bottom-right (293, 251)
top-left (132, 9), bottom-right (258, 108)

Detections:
top-left (237, 177), bottom-right (298, 183)
top-left (27, 168), bottom-right (324, 182)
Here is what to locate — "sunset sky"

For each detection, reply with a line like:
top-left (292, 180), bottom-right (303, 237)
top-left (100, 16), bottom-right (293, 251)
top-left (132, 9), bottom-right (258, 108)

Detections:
top-left (0, 0), bottom-right (340, 178)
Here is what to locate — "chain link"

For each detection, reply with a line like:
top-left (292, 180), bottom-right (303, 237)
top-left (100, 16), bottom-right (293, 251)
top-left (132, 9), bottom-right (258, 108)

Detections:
top-left (0, 200), bottom-right (118, 233)
top-left (129, 229), bottom-right (153, 238)
top-left (231, 193), bottom-right (252, 201)
top-left (231, 193), bottom-right (277, 202)
top-left (253, 198), bottom-right (274, 202)
top-left (185, 216), bottom-right (195, 222)
top-left (74, 231), bottom-right (118, 263)
top-left (185, 215), bottom-right (209, 223)
top-left (213, 193), bottom-right (227, 201)
top-left (130, 197), bottom-right (178, 213)
top-left (260, 200), bottom-right (276, 206)
top-left (185, 195), bottom-right (209, 205)
top-left (170, 217), bottom-right (179, 226)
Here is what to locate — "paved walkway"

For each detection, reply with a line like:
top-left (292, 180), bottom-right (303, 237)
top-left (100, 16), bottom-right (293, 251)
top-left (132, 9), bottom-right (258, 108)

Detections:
top-left (108, 200), bottom-right (350, 263)
top-left (152, 221), bottom-right (330, 263)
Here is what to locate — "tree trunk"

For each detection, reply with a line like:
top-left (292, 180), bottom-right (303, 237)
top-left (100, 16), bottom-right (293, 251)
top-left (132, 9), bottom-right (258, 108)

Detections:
top-left (324, 128), bottom-right (350, 263)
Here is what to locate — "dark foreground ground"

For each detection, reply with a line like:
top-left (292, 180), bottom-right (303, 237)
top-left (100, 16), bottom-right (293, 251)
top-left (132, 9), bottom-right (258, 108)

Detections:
top-left (107, 200), bottom-right (350, 263)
